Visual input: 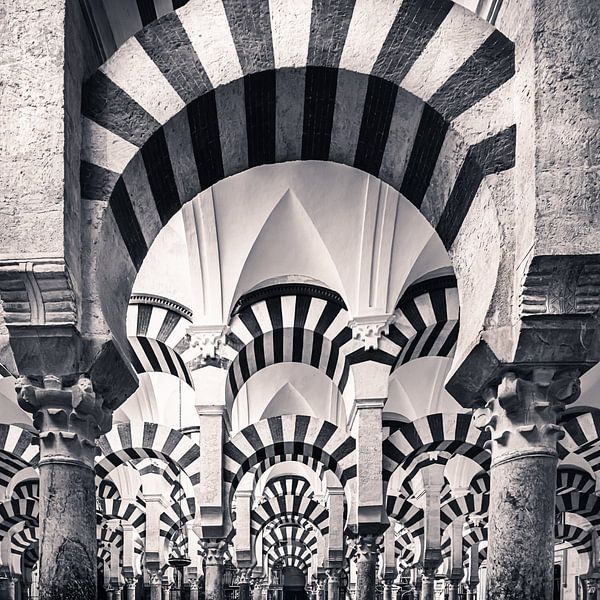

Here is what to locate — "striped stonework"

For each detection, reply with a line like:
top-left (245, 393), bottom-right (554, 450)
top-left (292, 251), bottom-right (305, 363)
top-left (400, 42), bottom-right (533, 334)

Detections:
top-left (0, 425), bottom-right (39, 492)
top-left (223, 415), bottom-right (356, 498)
top-left (558, 410), bottom-right (600, 476)
top-left (251, 495), bottom-right (329, 539)
top-left (0, 498), bottom-right (39, 539)
top-left (440, 493), bottom-right (489, 528)
top-left (556, 466), bottom-right (596, 496)
top-left (83, 0), bottom-right (516, 348)
top-left (262, 475), bottom-right (314, 499)
top-left (126, 294), bottom-right (194, 386)
top-left (382, 412), bottom-right (490, 481)
top-left (96, 422), bottom-right (202, 491)
top-left (10, 525), bottom-right (39, 574)
top-left (10, 479), bottom-right (39, 501)
top-left (554, 523), bottom-right (592, 556)
top-left (555, 491), bottom-right (600, 528)
top-left (97, 498), bottom-right (147, 538)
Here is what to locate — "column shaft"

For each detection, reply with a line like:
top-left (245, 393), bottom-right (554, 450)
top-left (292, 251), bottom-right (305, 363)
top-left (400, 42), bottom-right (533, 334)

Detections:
top-left (487, 453), bottom-right (556, 599)
top-left (354, 536), bottom-right (379, 600)
top-left (421, 575), bottom-right (435, 600)
top-left (0, 579), bottom-right (15, 600)
top-left (239, 582), bottom-right (251, 600)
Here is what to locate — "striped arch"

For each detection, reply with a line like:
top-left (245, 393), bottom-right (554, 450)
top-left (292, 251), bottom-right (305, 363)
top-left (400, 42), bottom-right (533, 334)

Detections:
top-left (263, 524), bottom-right (319, 556)
top-left (555, 523), bottom-right (592, 555)
top-left (382, 413), bottom-right (490, 481)
top-left (0, 425), bottom-right (39, 492)
top-left (97, 499), bottom-right (146, 538)
top-left (468, 471), bottom-right (490, 496)
top-left (389, 503), bottom-right (425, 543)
top-left (98, 479), bottom-right (121, 501)
top-left (96, 422), bottom-right (201, 492)
top-left (394, 453), bottom-right (454, 504)
top-left (251, 495), bottom-right (329, 538)
top-left (223, 416), bottom-right (356, 499)
top-left (262, 475), bottom-right (314, 500)
top-left (0, 499), bottom-right (38, 539)
top-left (9, 525), bottom-right (39, 575)
top-left (395, 528), bottom-right (418, 569)
top-left (266, 542), bottom-right (314, 571)
top-left (440, 494), bottom-right (489, 528)
top-left (558, 410), bottom-right (600, 477)
top-left (84, 0), bottom-right (516, 349)
top-left (224, 288), bottom-right (357, 407)
top-left (10, 480), bottom-right (39, 501)
top-left (555, 491), bottom-right (600, 528)
top-left (557, 466), bottom-right (596, 496)
top-left (127, 294), bottom-right (194, 386)
top-left (351, 276), bottom-right (459, 369)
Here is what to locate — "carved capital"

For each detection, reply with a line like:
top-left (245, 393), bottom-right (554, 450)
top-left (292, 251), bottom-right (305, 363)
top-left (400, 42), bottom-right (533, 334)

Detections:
top-left (189, 579), bottom-right (199, 590)
top-left (238, 568), bottom-right (252, 584)
top-left (349, 315), bottom-right (395, 351)
top-left (16, 374), bottom-right (112, 467)
top-left (199, 539), bottom-right (227, 566)
top-left (125, 578), bottom-right (138, 590)
top-left (187, 324), bottom-right (228, 367)
top-left (149, 571), bottom-right (162, 586)
top-left (326, 568), bottom-right (341, 583)
top-left (473, 367), bottom-right (580, 465)
top-left (351, 534), bottom-right (381, 564)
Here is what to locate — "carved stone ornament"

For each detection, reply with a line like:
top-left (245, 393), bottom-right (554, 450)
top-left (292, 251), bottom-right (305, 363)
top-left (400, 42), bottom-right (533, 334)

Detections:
top-left (326, 569), bottom-right (341, 583)
top-left (199, 539), bottom-right (227, 565)
top-left (15, 374), bottom-right (112, 468)
top-left (473, 367), bottom-right (580, 465)
top-left (351, 534), bottom-right (382, 564)
top-left (149, 572), bottom-right (162, 586)
top-left (188, 325), bottom-right (228, 360)
top-left (349, 315), bottom-right (395, 351)
top-left (189, 580), bottom-right (199, 590)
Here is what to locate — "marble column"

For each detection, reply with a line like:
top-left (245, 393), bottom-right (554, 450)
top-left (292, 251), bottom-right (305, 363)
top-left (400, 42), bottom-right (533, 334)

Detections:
top-left (585, 578), bottom-right (599, 600)
top-left (16, 375), bottom-right (111, 600)
top-left (316, 576), bottom-right (326, 600)
top-left (327, 568), bottom-right (341, 600)
top-left (354, 535), bottom-right (379, 600)
top-left (125, 579), bottom-right (137, 600)
top-left (201, 540), bottom-right (226, 600)
top-left (238, 569), bottom-right (252, 600)
top-left (149, 572), bottom-right (162, 600)
top-left (474, 368), bottom-right (580, 600)
top-left (189, 579), bottom-right (199, 600)
top-left (161, 582), bottom-right (171, 600)
top-left (466, 584), bottom-right (477, 600)
top-left (0, 578), bottom-right (15, 600)
top-left (252, 578), bottom-right (264, 600)
top-left (420, 571), bottom-right (435, 600)
top-left (447, 581), bottom-right (459, 600)
top-left (382, 580), bottom-right (394, 600)
top-left (105, 586), bottom-right (114, 600)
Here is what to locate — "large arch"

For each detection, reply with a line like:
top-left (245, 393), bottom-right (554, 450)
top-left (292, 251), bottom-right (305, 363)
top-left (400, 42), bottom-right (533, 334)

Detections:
top-left (81, 0), bottom-right (516, 375)
top-left (223, 415), bottom-right (356, 499)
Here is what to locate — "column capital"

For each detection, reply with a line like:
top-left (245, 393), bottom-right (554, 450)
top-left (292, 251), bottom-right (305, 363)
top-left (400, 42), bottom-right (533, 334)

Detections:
top-left (189, 579), bottom-right (199, 590)
top-left (473, 366), bottom-right (580, 465)
top-left (187, 324), bottom-right (229, 369)
top-left (238, 568), bottom-right (252, 584)
top-left (199, 539), bottom-right (227, 565)
top-left (349, 314), bottom-right (395, 351)
top-left (125, 577), bottom-right (138, 589)
top-left (16, 373), bottom-right (112, 468)
top-left (326, 568), bottom-right (342, 582)
top-left (351, 534), bottom-right (381, 564)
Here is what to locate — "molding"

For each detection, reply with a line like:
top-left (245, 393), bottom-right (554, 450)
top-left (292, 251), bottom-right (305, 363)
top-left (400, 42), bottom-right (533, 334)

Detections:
top-left (0, 258), bottom-right (76, 326)
top-left (232, 284), bottom-right (346, 316)
top-left (129, 293), bottom-right (193, 321)
top-left (521, 254), bottom-right (600, 317)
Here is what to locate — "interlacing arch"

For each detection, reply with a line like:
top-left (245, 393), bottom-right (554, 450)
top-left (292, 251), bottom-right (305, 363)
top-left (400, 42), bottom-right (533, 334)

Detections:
top-left (8, 525), bottom-right (39, 575)
top-left (126, 294), bottom-right (194, 387)
top-left (83, 0), bottom-right (516, 350)
top-left (382, 412), bottom-right (490, 482)
top-left (0, 499), bottom-right (38, 538)
top-left (261, 474), bottom-right (314, 499)
top-left (224, 287), bottom-right (356, 407)
top-left (95, 422), bottom-right (202, 491)
top-left (223, 415), bottom-right (356, 499)
top-left (556, 465), bottom-right (596, 496)
top-left (555, 523), bottom-right (593, 556)
top-left (97, 498), bottom-right (147, 539)
top-left (558, 410), bottom-right (600, 477)
top-left (0, 425), bottom-right (39, 493)
top-left (555, 491), bottom-right (600, 528)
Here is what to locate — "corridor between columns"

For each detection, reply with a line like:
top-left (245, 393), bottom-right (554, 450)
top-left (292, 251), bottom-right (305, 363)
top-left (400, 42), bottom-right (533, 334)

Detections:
top-left (0, 0), bottom-right (599, 598)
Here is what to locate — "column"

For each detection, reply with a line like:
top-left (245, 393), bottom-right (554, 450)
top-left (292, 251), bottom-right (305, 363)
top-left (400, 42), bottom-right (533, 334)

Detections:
top-left (238, 569), bottom-right (251, 600)
top-left (465, 544), bottom-right (479, 599)
top-left (466, 584), bottom-right (477, 600)
top-left (420, 464), bottom-right (444, 600)
top-left (252, 578), bottom-right (264, 600)
top-left (161, 582), bottom-right (171, 600)
top-left (316, 576), bottom-right (326, 600)
top-left (105, 586), bottom-right (114, 600)
top-left (16, 375), bottom-right (111, 600)
top-left (382, 580), bottom-right (394, 600)
top-left (446, 516), bottom-right (465, 600)
top-left (189, 579), bottom-right (199, 600)
top-left (327, 568), bottom-right (341, 600)
top-left (473, 368), bottom-right (580, 600)
top-left (447, 580), bottom-right (459, 600)
top-left (201, 540), bottom-right (226, 600)
top-left (124, 578), bottom-right (137, 600)
top-left (149, 572), bottom-right (162, 600)
top-left (354, 535), bottom-right (379, 600)
top-left (0, 578), bottom-right (15, 600)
